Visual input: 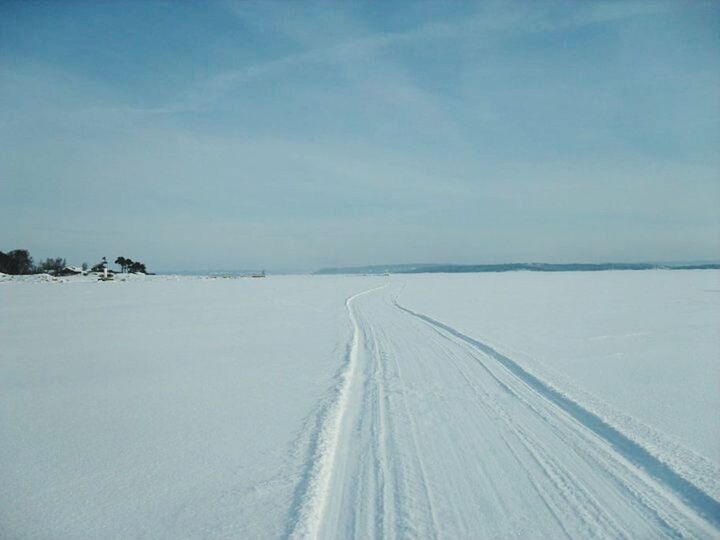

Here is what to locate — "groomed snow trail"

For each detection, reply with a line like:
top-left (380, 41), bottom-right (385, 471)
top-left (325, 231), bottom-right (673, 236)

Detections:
top-left (292, 285), bottom-right (719, 539)
top-left (290, 286), bottom-right (388, 539)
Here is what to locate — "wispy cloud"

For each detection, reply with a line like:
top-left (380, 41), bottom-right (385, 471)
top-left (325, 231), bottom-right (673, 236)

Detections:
top-left (1, 0), bottom-right (717, 270)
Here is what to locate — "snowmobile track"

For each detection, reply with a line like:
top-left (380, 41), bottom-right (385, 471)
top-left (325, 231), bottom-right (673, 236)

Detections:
top-left (291, 285), bottom-right (719, 539)
top-left (394, 302), bottom-right (720, 529)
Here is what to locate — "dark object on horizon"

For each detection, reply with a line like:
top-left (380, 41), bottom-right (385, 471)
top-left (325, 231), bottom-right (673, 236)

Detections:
top-left (115, 256), bottom-right (129, 273)
top-left (314, 262), bottom-right (720, 275)
top-left (115, 256), bottom-right (147, 274)
top-left (36, 257), bottom-right (67, 275)
top-left (91, 257), bottom-right (108, 273)
top-left (0, 249), bottom-right (34, 275)
top-left (1, 249), bottom-right (150, 276)
top-left (128, 261), bottom-right (146, 273)
top-left (57, 266), bottom-right (82, 276)
top-left (669, 264), bottom-right (720, 270)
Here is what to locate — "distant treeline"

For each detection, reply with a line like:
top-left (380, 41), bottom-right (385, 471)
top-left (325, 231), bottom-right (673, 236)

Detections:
top-left (0, 249), bottom-right (149, 276)
top-left (314, 262), bottom-right (720, 275)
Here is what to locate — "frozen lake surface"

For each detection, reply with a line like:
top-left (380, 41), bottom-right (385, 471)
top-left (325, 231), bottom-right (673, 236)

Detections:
top-left (1, 271), bottom-right (718, 538)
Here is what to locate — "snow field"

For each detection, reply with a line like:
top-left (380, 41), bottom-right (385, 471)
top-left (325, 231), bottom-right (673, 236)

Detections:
top-left (1, 271), bottom-right (718, 538)
top-left (0, 276), bottom-right (378, 538)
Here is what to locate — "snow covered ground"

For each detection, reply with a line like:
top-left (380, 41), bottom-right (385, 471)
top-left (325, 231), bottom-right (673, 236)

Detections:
top-left (397, 271), bottom-right (720, 491)
top-left (1, 271), bottom-right (718, 538)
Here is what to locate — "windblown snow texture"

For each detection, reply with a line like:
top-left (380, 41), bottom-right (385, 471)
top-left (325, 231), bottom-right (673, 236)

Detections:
top-left (290, 285), bottom-right (718, 539)
top-left (1, 272), bottom-right (718, 538)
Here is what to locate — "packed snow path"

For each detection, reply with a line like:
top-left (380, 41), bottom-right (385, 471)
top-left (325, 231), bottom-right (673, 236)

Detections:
top-left (292, 285), bottom-right (719, 539)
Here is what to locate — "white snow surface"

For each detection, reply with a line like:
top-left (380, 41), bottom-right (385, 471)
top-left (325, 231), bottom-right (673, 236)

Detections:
top-left (1, 271), bottom-right (719, 538)
top-left (396, 271), bottom-right (720, 460)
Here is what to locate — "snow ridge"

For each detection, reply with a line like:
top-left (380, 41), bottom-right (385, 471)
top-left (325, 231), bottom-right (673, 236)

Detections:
top-left (394, 300), bottom-right (720, 529)
top-left (289, 285), bottom-right (386, 539)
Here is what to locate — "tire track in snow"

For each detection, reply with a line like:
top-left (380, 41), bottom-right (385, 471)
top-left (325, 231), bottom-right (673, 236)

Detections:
top-left (400, 313), bottom-right (620, 537)
top-left (289, 285), bottom-right (386, 539)
top-left (426, 335), bottom-right (577, 539)
top-left (380, 326), bottom-right (441, 540)
top-left (421, 326), bottom-right (658, 538)
top-left (394, 300), bottom-right (720, 531)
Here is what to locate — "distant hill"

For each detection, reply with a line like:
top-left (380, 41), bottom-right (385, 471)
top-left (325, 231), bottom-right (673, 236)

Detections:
top-left (314, 262), bottom-right (720, 275)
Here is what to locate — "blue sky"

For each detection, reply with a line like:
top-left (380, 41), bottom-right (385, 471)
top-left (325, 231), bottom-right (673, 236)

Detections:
top-left (1, 1), bottom-right (718, 272)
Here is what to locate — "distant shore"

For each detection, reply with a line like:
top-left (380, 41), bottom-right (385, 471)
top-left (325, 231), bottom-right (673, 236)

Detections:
top-left (314, 262), bottom-right (720, 275)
